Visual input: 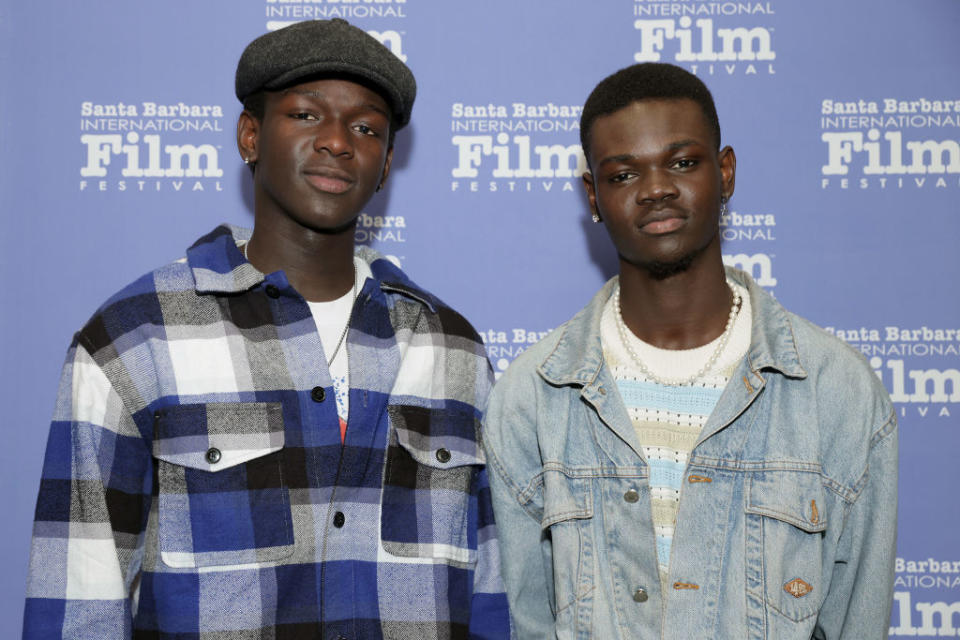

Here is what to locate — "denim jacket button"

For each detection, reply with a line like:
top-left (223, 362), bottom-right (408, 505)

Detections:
top-left (435, 448), bottom-right (451, 463)
top-left (632, 587), bottom-right (649, 603)
top-left (205, 447), bottom-right (222, 464)
top-left (623, 489), bottom-right (640, 503)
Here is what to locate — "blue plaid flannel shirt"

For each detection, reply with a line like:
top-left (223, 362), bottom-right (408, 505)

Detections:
top-left (24, 224), bottom-right (511, 639)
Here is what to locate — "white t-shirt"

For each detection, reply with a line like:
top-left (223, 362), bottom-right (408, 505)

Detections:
top-left (306, 257), bottom-right (372, 432)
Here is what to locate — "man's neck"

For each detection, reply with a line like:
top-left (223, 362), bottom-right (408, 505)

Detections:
top-left (617, 252), bottom-right (732, 351)
top-left (246, 218), bottom-right (358, 303)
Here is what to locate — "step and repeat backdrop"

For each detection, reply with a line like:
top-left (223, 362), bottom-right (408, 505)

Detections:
top-left (1, 0), bottom-right (958, 636)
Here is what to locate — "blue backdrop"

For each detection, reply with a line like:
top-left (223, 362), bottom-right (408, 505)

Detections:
top-left (2, 1), bottom-right (959, 636)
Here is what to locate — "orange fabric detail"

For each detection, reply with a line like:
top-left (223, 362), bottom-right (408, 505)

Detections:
top-left (339, 416), bottom-right (347, 443)
top-left (673, 582), bottom-right (700, 590)
top-left (688, 475), bottom-right (713, 483)
top-left (810, 499), bottom-right (819, 524)
top-left (784, 578), bottom-right (813, 598)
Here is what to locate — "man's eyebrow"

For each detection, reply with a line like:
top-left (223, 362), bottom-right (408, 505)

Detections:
top-left (666, 139), bottom-right (699, 151)
top-left (597, 153), bottom-right (639, 167)
top-left (597, 140), bottom-right (703, 166)
top-left (282, 89), bottom-right (391, 118)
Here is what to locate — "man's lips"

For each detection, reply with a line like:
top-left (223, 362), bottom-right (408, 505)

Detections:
top-left (304, 167), bottom-right (354, 194)
top-left (638, 210), bottom-right (685, 235)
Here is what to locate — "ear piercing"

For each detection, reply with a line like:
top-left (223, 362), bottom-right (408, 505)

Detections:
top-left (592, 212), bottom-right (601, 223)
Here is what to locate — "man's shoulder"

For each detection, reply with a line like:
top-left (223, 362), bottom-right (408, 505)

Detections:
top-left (785, 308), bottom-right (884, 390)
top-left (367, 253), bottom-right (485, 347)
top-left (76, 251), bottom-right (198, 356)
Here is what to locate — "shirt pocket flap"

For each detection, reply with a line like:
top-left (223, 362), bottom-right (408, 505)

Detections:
top-left (541, 469), bottom-right (593, 529)
top-left (746, 469), bottom-right (827, 533)
top-left (388, 404), bottom-right (484, 469)
top-left (152, 402), bottom-right (285, 471)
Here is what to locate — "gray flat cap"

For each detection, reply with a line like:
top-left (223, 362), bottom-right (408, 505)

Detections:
top-left (235, 19), bottom-right (416, 129)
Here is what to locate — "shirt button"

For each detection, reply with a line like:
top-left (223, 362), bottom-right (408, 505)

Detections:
top-left (623, 489), bottom-right (639, 503)
top-left (435, 448), bottom-right (451, 463)
top-left (333, 511), bottom-right (345, 528)
top-left (311, 386), bottom-right (326, 402)
top-left (598, 386), bottom-right (607, 395)
top-left (205, 447), bottom-right (222, 464)
top-left (633, 587), bottom-right (649, 603)
top-left (265, 284), bottom-right (280, 298)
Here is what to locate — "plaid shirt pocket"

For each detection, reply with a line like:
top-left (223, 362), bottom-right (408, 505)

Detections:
top-left (152, 402), bottom-right (294, 568)
top-left (380, 405), bottom-right (485, 567)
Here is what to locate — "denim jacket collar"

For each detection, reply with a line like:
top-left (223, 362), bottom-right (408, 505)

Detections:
top-left (537, 267), bottom-right (807, 387)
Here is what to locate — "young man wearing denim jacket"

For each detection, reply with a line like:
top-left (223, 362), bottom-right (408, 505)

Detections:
top-left (483, 63), bottom-right (897, 639)
top-left (24, 19), bottom-right (510, 639)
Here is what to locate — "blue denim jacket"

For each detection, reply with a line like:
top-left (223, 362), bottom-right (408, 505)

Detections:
top-left (483, 269), bottom-right (897, 639)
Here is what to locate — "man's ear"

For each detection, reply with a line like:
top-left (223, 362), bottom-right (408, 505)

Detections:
top-left (237, 111), bottom-right (260, 165)
top-left (718, 145), bottom-right (736, 200)
top-left (582, 171), bottom-right (601, 222)
top-left (377, 146), bottom-right (394, 191)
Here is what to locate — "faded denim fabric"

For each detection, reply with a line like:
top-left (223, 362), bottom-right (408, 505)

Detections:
top-left (483, 268), bottom-right (897, 640)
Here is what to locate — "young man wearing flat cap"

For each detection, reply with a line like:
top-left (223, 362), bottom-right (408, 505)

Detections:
top-left (24, 19), bottom-right (510, 639)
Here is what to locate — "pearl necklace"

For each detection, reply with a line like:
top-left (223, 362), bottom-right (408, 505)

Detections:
top-left (614, 280), bottom-right (742, 387)
top-left (244, 240), bottom-right (358, 366)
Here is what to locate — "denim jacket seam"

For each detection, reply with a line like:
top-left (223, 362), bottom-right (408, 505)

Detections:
top-left (554, 584), bottom-right (596, 616)
top-left (485, 437), bottom-right (544, 522)
top-left (824, 410), bottom-right (897, 505)
top-left (869, 410), bottom-right (898, 448)
top-left (849, 416), bottom-right (898, 502)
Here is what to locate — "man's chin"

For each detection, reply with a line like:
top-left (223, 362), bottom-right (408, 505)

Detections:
top-left (642, 254), bottom-right (696, 280)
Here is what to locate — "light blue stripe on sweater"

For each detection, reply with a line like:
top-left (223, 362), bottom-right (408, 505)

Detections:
top-left (656, 534), bottom-right (672, 568)
top-left (617, 379), bottom-right (723, 416)
top-left (647, 458), bottom-right (686, 491)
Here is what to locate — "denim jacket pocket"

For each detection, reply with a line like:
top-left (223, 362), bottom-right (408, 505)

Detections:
top-left (152, 402), bottom-right (293, 569)
top-left (746, 469), bottom-right (827, 622)
top-left (380, 405), bottom-right (484, 567)
top-left (541, 468), bottom-right (595, 634)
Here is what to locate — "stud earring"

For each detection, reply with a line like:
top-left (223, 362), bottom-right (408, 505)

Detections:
top-left (591, 212), bottom-right (601, 223)
top-left (720, 196), bottom-right (728, 217)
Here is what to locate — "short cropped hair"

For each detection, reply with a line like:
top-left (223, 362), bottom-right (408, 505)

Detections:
top-left (579, 63), bottom-right (721, 161)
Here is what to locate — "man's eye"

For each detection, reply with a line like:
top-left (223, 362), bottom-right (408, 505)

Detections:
top-left (355, 124), bottom-right (377, 136)
top-left (674, 158), bottom-right (697, 169)
top-left (292, 112), bottom-right (317, 120)
top-left (610, 172), bottom-right (633, 183)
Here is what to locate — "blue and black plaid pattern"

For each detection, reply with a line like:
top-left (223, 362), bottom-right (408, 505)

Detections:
top-left (24, 225), bottom-right (510, 639)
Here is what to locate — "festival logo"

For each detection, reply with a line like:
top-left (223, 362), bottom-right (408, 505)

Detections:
top-left (354, 211), bottom-right (407, 256)
top-left (481, 326), bottom-right (553, 378)
top-left (720, 204), bottom-right (777, 288)
top-left (890, 557), bottom-right (960, 637)
top-left (825, 325), bottom-right (960, 420)
top-left (819, 96), bottom-right (960, 190)
top-left (632, 0), bottom-right (777, 77)
top-left (264, 0), bottom-right (408, 61)
top-left (79, 100), bottom-right (226, 194)
top-left (449, 101), bottom-right (585, 194)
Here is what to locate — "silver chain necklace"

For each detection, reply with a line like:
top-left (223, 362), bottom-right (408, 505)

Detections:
top-left (325, 263), bottom-right (358, 366)
top-left (245, 241), bottom-right (358, 366)
top-left (613, 280), bottom-right (742, 387)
